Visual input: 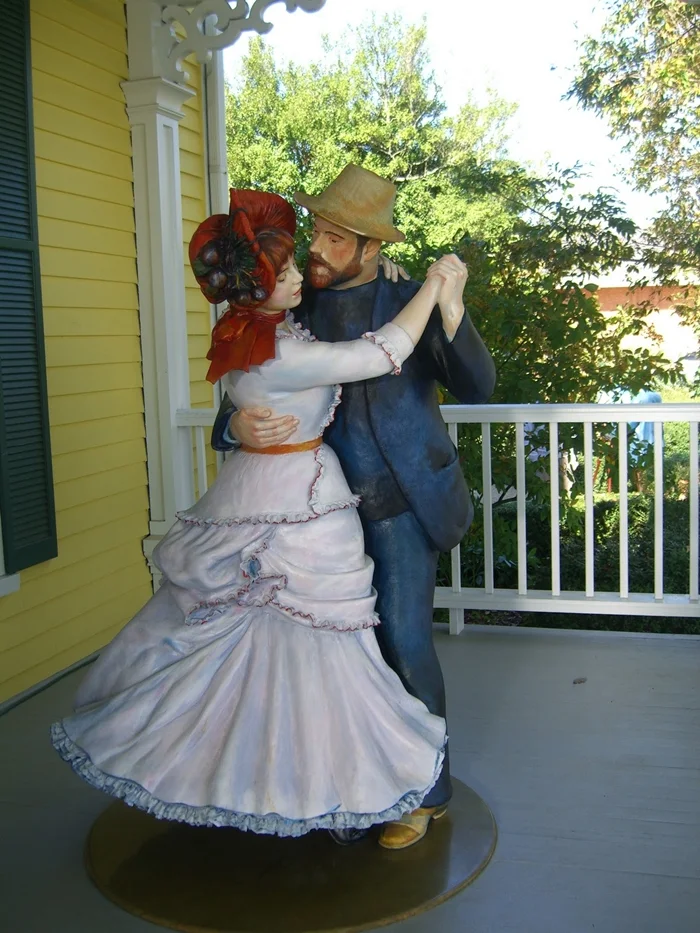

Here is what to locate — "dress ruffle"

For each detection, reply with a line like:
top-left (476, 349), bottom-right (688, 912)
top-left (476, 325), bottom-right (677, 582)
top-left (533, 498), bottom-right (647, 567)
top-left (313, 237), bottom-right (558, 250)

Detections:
top-left (51, 721), bottom-right (445, 836)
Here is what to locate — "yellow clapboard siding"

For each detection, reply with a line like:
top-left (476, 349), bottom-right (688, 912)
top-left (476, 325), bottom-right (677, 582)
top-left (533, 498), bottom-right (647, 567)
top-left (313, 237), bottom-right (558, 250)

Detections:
top-left (190, 381), bottom-right (215, 406)
top-left (57, 487), bottom-right (148, 540)
top-left (188, 335), bottom-right (211, 358)
top-left (49, 387), bottom-right (143, 427)
top-left (52, 439), bottom-right (145, 485)
top-left (54, 462), bottom-right (145, 513)
top-left (0, 542), bottom-right (146, 644)
top-left (32, 69), bottom-right (127, 129)
top-left (179, 125), bottom-right (203, 156)
top-left (39, 246), bottom-right (137, 283)
top-left (34, 129), bottom-right (132, 180)
top-left (31, 17), bottom-right (127, 83)
top-left (0, 603), bottom-right (145, 704)
top-left (187, 312), bottom-right (212, 336)
top-left (33, 99), bottom-right (130, 157)
top-left (0, 566), bottom-right (150, 677)
top-left (67, 0), bottom-right (126, 28)
top-left (47, 362), bottom-right (142, 398)
top-left (1, 0), bottom-right (148, 707)
top-left (50, 414), bottom-right (145, 457)
top-left (37, 190), bottom-right (135, 234)
top-left (44, 308), bottom-right (139, 339)
top-left (36, 160), bottom-right (133, 206)
top-left (46, 336), bottom-right (142, 370)
top-left (32, 0), bottom-right (126, 52)
top-left (180, 104), bottom-right (203, 135)
top-left (21, 512), bottom-right (148, 582)
top-left (180, 174), bottom-right (205, 201)
top-left (180, 150), bottom-right (204, 178)
top-left (182, 219), bottom-right (200, 241)
top-left (42, 278), bottom-right (137, 309)
top-left (39, 217), bottom-right (135, 257)
top-left (183, 194), bottom-right (206, 223)
top-left (189, 365), bottom-right (210, 386)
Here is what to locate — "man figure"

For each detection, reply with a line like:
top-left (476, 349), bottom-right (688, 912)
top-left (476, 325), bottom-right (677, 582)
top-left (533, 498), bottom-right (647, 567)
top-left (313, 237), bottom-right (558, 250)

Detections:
top-left (212, 165), bottom-right (496, 848)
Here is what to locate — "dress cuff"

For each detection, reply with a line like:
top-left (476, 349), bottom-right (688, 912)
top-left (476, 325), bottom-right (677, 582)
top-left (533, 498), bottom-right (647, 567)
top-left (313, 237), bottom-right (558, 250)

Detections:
top-left (362, 322), bottom-right (415, 375)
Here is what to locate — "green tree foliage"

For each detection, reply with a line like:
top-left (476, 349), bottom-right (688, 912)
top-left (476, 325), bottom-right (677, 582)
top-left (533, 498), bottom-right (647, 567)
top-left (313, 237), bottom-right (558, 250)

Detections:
top-left (226, 15), bottom-right (677, 410)
top-left (226, 17), bottom-right (518, 259)
top-left (568, 0), bottom-right (700, 279)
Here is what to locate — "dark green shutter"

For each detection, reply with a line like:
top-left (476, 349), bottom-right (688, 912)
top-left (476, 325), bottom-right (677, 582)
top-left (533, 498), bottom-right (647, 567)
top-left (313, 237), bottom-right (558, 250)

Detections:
top-left (0, 0), bottom-right (57, 573)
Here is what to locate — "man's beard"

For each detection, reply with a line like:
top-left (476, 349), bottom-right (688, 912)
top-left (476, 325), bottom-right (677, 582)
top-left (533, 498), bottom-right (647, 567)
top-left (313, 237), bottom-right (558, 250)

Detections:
top-left (304, 252), bottom-right (364, 289)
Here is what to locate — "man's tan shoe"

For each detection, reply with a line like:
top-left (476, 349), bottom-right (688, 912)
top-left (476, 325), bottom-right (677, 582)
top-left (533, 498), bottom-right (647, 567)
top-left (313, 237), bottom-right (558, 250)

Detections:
top-left (378, 805), bottom-right (448, 850)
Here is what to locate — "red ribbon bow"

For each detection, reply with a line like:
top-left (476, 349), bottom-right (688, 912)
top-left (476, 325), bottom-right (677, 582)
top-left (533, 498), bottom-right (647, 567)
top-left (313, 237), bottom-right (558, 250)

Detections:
top-left (206, 308), bottom-right (286, 383)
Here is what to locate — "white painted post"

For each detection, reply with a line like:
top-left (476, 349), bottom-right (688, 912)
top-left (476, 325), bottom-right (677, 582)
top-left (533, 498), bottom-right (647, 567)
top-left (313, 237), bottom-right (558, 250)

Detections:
top-left (618, 421), bottom-right (629, 599)
top-left (516, 423), bottom-right (527, 595)
top-left (124, 2), bottom-right (196, 588)
top-left (690, 422), bottom-right (699, 601)
top-left (448, 421), bottom-right (464, 635)
top-left (584, 422), bottom-right (594, 597)
top-left (482, 422), bottom-right (494, 595)
top-left (122, 77), bottom-right (196, 541)
top-left (549, 422), bottom-right (561, 597)
top-left (654, 421), bottom-right (664, 600)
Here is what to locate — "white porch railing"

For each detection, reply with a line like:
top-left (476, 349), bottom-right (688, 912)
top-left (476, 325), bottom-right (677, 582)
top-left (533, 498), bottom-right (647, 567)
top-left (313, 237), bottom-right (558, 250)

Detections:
top-left (176, 403), bottom-right (700, 634)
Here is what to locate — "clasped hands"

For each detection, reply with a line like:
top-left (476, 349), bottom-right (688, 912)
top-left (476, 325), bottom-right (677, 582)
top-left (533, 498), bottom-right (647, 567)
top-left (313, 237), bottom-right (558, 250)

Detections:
top-left (230, 254), bottom-right (468, 449)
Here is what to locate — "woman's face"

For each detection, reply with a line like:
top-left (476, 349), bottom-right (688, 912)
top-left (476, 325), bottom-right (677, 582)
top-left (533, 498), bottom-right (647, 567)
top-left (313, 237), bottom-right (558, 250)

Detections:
top-left (260, 258), bottom-right (303, 313)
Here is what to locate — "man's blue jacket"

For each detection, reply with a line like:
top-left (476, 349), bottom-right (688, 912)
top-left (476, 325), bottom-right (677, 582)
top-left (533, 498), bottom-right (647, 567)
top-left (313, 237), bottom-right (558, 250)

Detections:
top-left (212, 275), bottom-right (496, 553)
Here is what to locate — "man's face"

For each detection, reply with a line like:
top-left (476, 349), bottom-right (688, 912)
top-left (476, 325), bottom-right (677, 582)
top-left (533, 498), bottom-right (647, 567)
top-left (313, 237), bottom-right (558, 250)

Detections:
top-left (305, 217), bottom-right (365, 289)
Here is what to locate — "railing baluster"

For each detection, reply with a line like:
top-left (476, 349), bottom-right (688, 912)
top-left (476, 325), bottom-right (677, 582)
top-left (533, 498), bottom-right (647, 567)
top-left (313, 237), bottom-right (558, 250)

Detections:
top-left (654, 420), bottom-right (664, 600)
top-left (549, 422), bottom-right (561, 597)
top-left (516, 422), bottom-right (527, 595)
top-left (618, 421), bottom-right (629, 599)
top-left (448, 422), bottom-right (464, 634)
top-left (584, 422), bottom-right (594, 597)
top-left (482, 422), bottom-right (494, 595)
top-left (195, 426), bottom-right (208, 498)
top-left (690, 421), bottom-right (699, 601)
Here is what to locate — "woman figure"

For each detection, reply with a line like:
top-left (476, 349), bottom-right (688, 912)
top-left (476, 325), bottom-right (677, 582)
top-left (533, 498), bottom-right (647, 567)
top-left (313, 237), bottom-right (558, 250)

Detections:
top-left (51, 190), bottom-right (461, 839)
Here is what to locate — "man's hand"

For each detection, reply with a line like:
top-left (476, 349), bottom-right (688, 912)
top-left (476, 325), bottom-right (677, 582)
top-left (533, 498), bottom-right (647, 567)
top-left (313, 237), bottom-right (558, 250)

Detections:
top-left (428, 254), bottom-right (468, 341)
top-left (378, 254), bottom-right (410, 283)
top-left (229, 408), bottom-right (298, 448)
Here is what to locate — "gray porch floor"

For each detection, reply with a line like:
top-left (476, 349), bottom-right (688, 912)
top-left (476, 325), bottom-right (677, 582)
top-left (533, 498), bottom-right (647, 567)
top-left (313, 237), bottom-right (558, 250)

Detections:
top-left (1, 625), bottom-right (699, 933)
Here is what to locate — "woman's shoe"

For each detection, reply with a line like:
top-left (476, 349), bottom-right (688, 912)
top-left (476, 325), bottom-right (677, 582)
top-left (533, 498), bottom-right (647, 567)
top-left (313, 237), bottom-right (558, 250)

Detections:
top-left (377, 805), bottom-right (448, 850)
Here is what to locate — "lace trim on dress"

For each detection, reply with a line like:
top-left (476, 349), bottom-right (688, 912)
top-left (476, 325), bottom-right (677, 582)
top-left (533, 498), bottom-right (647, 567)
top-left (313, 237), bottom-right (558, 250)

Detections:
top-left (51, 721), bottom-right (446, 838)
top-left (319, 384), bottom-right (343, 432)
top-left (278, 312), bottom-right (316, 342)
top-left (361, 331), bottom-right (403, 375)
top-left (175, 497), bottom-right (360, 529)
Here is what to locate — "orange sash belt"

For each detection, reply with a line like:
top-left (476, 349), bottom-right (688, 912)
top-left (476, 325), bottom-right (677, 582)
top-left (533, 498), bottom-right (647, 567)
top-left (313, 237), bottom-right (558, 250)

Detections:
top-left (241, 436), bottom-right (322, 455)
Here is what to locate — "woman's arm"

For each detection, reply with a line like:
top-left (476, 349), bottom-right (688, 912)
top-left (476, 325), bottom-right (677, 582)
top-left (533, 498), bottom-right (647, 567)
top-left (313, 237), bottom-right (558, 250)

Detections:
top-left (262, 257), bottom-right (461, 393)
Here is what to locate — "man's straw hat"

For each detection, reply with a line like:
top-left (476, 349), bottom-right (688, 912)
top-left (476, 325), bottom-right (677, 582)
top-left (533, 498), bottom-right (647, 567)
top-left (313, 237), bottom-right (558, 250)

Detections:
top-left (294, 165), bottom-right (405, 243)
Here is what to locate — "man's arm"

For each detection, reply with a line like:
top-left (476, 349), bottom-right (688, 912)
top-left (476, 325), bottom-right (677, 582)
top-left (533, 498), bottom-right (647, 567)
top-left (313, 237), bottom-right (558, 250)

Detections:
top-left (212, 393), bottom-right (238, 452)
top-left (423, 307), bottom-right (496, 404)
top-left (410, 261), bottom-right (495, 404)
top-left (211, 393), bottom-right (299, 451)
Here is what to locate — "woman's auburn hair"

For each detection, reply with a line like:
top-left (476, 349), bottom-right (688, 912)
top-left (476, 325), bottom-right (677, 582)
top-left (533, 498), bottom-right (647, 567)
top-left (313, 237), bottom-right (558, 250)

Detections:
top-left (257, 227), bottom-right (296, 277)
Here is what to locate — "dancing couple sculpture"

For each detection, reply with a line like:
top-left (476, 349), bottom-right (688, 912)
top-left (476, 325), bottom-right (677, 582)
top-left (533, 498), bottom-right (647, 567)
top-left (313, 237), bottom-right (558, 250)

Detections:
top-left (52, 165), bottom-right (496, 852)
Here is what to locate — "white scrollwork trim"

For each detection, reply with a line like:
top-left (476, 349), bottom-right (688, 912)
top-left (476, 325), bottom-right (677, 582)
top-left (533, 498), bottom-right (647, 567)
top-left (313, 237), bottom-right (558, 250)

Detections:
top-left (157, 0), bottom-right (326, 84)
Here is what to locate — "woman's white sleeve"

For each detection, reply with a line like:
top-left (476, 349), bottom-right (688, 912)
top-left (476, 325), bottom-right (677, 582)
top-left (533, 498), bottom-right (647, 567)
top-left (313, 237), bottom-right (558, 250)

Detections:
top-left (265, 322), bottom-right (415, 391)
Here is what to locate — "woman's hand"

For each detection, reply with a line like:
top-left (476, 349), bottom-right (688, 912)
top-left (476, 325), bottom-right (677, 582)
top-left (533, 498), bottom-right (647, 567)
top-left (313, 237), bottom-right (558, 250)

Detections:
top-left (378, 254), bottom-right (411, 283)
top-left (426, 254), bottom-right (468, 340)
top-left (229, 408), bottom-right (298, 448)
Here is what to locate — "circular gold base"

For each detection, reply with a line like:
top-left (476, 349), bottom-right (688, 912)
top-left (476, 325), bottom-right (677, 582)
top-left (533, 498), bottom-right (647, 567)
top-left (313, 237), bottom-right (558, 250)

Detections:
top-left (85, 780), bottom-right (497, 933)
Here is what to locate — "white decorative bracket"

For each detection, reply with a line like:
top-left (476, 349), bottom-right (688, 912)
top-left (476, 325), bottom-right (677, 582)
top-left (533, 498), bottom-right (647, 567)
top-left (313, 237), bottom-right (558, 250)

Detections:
top-left (156, 0), bottom-right (326, 84)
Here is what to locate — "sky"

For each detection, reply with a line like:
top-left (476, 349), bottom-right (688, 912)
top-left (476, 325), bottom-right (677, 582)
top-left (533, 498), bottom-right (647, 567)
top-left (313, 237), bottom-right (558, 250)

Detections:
top-left (223, 0), bottom-right (663, 228)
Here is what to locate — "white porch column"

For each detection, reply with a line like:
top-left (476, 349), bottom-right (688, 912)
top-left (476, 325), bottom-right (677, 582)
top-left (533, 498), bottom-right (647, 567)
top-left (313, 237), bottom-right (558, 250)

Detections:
top-left (121, 77), bottom-right (195, 542)
top-left (124, 0), bottom-right (327, 587)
